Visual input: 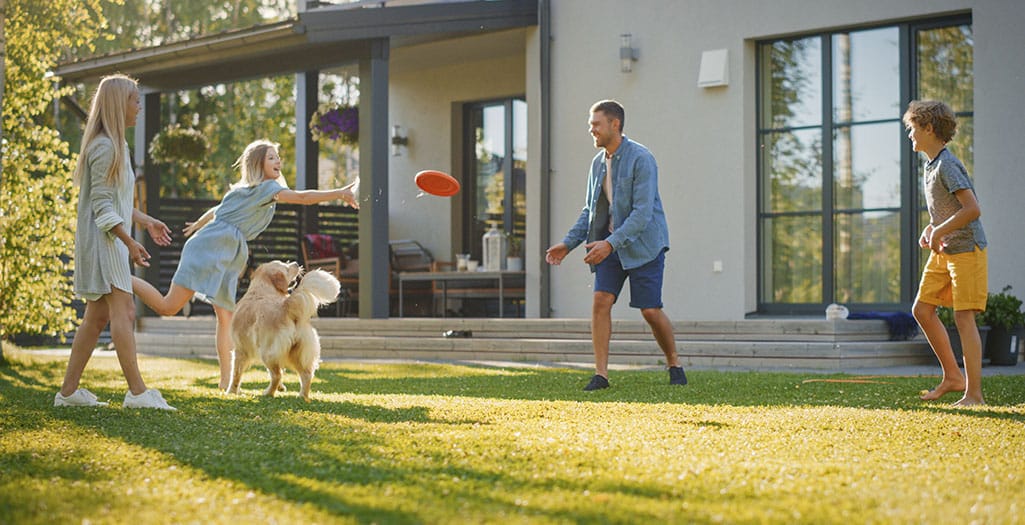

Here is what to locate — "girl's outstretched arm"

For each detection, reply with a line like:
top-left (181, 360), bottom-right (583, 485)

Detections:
top-left (276, 182), bottom-right (359, 209)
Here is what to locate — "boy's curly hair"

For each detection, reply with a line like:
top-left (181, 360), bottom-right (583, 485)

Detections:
top-left (902, 100), bottom-right (958, 143)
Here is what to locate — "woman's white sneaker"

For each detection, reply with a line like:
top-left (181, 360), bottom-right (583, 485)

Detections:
top-left (54, 388), bottom-right (109, 407)
top-left (123, 389), bottom-right (177, 411)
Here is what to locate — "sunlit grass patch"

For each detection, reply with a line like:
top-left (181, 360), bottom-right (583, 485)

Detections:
top-left (2, 344), bottom-right (1023, 524)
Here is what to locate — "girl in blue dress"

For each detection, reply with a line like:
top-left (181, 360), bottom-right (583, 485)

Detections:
top-left (133, 139), bottom-right (358, 389)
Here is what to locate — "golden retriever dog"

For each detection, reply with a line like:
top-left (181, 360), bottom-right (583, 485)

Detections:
top-left (227, 261), bottom-right (340, 401)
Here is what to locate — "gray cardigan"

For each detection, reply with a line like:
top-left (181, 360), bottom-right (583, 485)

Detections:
top-left (73, 136), bottom-right (136, 300)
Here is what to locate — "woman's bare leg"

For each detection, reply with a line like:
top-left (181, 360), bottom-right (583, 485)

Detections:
top-left (105, 288), bottom-right (147, 395)
top-left (59, 299), bottom-right (110, 396)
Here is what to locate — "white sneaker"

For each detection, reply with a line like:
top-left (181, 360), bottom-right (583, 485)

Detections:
top-left (54, 388), bottom-right (109, 407)
top-left (123, 389), bottom-right (177, 411)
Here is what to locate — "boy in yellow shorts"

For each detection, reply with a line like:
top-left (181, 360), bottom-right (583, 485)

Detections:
top-left (904, 100), bottom-right (988, 406)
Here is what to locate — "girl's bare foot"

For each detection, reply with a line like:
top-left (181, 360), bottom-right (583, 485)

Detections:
top-left (919, 379), bottom-right (966, 400)
top-left (952, 396), bottom-right (985, 406)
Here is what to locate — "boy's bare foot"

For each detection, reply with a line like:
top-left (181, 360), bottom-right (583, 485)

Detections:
top-left (919, 380), bottom-right (966, 400)
top-left (952, 396), bottom-right (985, 406)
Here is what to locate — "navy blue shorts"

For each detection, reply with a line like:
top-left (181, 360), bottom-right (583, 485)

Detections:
top-left (594, 248), bottom-right (666, 309)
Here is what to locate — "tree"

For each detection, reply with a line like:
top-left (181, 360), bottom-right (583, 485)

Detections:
top-left (59, 1), bottom-right (299, 198)
top-left (0, 0), bottom-right (104, 346)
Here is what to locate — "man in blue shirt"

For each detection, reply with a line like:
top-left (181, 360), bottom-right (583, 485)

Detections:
top-left (546, 100), bottom-right (687, 390)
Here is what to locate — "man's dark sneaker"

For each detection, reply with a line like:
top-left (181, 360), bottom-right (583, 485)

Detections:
top-left (583, 374), bottom-right (610, 391)
top-left (669, 366), bottom-right (688, 386)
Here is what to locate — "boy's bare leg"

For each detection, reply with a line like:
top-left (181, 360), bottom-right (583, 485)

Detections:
top-left (953, 310), bottom-right (985, 406)
top-left (591, 292), bottom-right (615, 378)
top-left (641, 307), bottom-right (679, 367)
top-left (913, 301), bottom-right (966, 400)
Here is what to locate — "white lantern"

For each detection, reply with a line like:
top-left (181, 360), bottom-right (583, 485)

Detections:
top-left (482, 222), bottom-right (506, 271)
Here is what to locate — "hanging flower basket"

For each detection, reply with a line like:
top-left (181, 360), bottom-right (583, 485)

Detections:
top-left (148, 124), bottom-right (209, 165)
top-left (310, 104), bottom-right (359, 145)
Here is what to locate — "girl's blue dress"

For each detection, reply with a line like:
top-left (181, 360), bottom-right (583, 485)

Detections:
top-left (172, 179), bottom-right (285, 311)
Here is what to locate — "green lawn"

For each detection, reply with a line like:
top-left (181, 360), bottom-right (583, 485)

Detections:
top-left (1, 346), bottom-right (1023, 524)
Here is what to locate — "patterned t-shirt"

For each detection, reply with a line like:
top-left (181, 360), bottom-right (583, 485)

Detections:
top-left (923, 148), bottom-right (987, 254)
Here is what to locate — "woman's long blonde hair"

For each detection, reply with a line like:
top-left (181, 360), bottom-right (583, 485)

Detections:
top-left (72, 74), bottom-right (138, 186)
top-left (231, 139), bottom-right (280, 189)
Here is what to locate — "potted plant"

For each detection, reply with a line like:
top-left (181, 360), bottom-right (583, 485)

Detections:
top-left (936, 306), bottom-right (990, 367)
top-left (978, 286), bottom-right (1025, 365)
top-left (506, 235), bottom-right (523, 271)
top-left (148, 124), bottom-right (208, 165)
top-left (310, 103), bottom-right (359, 145)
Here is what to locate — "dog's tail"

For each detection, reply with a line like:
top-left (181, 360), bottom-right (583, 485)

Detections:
top-left (287, 269), bottom-right (341, 318)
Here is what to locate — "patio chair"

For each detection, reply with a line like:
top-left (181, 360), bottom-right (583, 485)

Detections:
top-left (301, 233), bottom-right (353, 316)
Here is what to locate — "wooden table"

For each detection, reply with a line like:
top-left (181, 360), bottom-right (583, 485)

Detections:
top-left (397, 270), bottom-right (525, 318)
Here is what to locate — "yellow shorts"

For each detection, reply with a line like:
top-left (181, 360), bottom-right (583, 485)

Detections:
top-left (915, 247), bottom-right (988, 311)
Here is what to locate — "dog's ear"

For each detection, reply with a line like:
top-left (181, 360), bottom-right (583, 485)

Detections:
top-left (270, 270), bottom-right (290, 294)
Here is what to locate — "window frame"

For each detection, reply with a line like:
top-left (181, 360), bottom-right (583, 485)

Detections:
top-left (755, 13), bottom-right (973, 316)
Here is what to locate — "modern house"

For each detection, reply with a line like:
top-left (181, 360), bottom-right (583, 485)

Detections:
top-left (55, 0), bottom-right (1025, 328)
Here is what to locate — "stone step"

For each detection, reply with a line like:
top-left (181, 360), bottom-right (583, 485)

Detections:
top-left (135, 316), bottom-right (934, 371)
top-left (137, 316), bottom-right (898, 342)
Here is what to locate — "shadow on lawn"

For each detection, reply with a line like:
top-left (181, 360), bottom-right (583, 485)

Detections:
top-left (3, 358), bottom-right (1023, 523)
top-left (2, 378), bottom-right (690, 523)
top-left (309, 362), bottom-right (1025, 415)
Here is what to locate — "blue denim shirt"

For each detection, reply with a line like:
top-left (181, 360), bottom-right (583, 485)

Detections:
top-left (562, 136), bottom-right (670, 271)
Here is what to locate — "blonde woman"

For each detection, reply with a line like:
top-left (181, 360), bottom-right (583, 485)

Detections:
top-left (132, 140), bottom-right (358, 390)
top-left (56, 74), bottom-right (176, 410)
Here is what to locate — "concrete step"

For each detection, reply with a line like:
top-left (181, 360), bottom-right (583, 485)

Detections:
top-left (137, 316), bottom-right (898, 341)
top-left (135, 316), bottom-right (934, 370)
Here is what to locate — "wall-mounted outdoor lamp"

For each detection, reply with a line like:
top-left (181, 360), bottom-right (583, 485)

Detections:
top-left (620, 33), bottom-right (639, 73)
top-left (391, 124), bottom-right (408, 156)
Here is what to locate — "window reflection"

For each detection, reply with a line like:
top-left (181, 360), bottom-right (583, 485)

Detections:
top-left (918, 26), bottom-right (974, 112)
top-left (834, 211), bottom-right (901, 303)
top-left (832, 28), bottom-right (900, 122)
top-left (762, 129), bottom-right (822, 212)
top-left (833, 122), bottom-right (901, 210)
top-left (761, 37), bottom-right (821, 129)
top-left (761, 216), bottom-right (822, 303)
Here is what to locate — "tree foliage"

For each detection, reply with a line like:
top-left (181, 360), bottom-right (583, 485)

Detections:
top-left (0, 0), bottom-right (105, 342)
top-left (63, 1), bottom-right (299, 199)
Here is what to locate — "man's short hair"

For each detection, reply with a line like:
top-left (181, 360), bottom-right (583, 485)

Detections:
top-left (903, 100), bottom-right (958, 143)
top-left (591, 99), bottom-right (625, 132)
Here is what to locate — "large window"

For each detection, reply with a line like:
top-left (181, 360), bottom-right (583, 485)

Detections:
top-left (757, 16), bottom-right (972, 314)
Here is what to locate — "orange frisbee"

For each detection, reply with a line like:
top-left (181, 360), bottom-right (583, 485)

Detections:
top-left (415, 170), bottom-right (460, 197)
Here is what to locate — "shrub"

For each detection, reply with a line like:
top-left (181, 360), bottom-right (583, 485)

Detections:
top-left (979, 286), bottom-right (1025, 329)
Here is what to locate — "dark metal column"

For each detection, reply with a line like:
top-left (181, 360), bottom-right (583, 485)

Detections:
top-left (358, 38), bottom-right (390, 318)
top-left (296, 70), bottom-right (320, 237)
top-left (134, 90), bottom-right (162, 316)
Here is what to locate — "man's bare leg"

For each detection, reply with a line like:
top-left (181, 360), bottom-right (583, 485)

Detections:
top-left (641, 307), bottom-right (678, 367)
top-left (591, 292), bottom-right (615, 378)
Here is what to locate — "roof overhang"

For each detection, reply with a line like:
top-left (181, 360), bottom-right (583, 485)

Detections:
top-left (54, 0), bottom-right (538, 91)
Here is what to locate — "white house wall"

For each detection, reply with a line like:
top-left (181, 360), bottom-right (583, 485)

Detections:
top-left (389, 31), bottom-right (527, 261)
top-left (544, 0), bottom-right (1025, 320)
